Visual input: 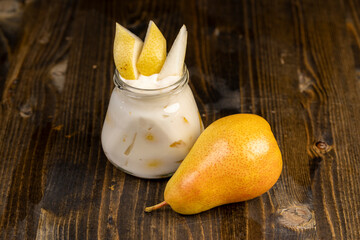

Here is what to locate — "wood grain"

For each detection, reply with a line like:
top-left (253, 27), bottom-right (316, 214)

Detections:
top-left (1, 0), bottom-right (360, 239)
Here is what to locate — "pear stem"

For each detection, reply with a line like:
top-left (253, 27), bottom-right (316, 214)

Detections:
top-left (145, 201), bottom-right (168, 212)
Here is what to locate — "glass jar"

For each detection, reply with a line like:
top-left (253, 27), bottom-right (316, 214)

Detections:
top-left (101, 67), bottom-right (203, 179)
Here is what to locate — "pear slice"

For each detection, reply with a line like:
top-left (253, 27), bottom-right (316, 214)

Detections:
top-left (158, 25), bottom-right (188, 80)
top-left (136, 21), bottom-right (167, 76)
top-left (113, 23), bottom-right (143, 80)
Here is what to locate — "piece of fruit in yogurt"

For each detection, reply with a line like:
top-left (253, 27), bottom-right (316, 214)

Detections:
top-left (158, 25), bottom-right (188, 80)
top-left (136, 21), bottom-right (167, 76)
top-left (113, 23), bottom-right (143, 80)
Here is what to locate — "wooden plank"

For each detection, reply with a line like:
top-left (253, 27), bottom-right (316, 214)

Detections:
top-left (1, 0), bottom-right (360, 239)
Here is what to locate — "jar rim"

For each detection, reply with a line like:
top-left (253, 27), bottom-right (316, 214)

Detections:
top-left (113, 66), bottom-right (189, 96)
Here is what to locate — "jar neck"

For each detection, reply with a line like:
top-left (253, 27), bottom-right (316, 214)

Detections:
top-left (113, 66), bottom-right (189, 98)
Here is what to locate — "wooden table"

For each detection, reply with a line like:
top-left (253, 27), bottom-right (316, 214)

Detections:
top-left (1, 0), bottom-right (360, 239)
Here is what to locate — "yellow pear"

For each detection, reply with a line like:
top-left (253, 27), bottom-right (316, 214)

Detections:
top-left (145, 114), bottom-right (282, 215)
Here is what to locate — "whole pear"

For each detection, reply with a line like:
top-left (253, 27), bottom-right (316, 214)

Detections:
top-left (145, 114), bottom-right (282, 215)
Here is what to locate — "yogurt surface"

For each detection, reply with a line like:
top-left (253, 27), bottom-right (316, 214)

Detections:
top-left (123, 73), bottom-right (179, 90)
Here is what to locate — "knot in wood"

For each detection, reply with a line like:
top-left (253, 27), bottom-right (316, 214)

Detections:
top-left (315, 141), bottom-right (331, 153)
top-left (50, 60), bottom-right (67, 92)
top-left (277, 204), bottom-right (315, 230)
top-left (316, 141), bottom-right (326, 150)
top-left (19, 103), bottom-right (32, 118)
top-left (108, 216), bottom-right (114, 225)
top-left (0, 1), bottom-right (22, 16)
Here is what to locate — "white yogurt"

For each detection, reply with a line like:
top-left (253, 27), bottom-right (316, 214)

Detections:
top-left (101, 68), bottom-right (203, 178)
top-left (123, 73), bottom-right (179, 89)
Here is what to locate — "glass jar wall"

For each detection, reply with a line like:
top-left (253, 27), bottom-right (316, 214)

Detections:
top-left (101, 67), bottom-right (203, 179)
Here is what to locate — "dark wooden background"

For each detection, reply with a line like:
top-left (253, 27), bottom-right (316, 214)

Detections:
top-left (1, 0), bottom-right (360, 239)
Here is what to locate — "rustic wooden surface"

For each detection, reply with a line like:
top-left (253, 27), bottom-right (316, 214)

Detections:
top-left (1, 0), bottom-right (360, 239)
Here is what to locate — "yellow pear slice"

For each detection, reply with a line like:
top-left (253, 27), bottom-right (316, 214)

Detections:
top-left (158, 25), bottom-right (188, 80)
top-left (136, 21), bottom-right (167, 76)
top-left (113, 23), bottom-right (143, 80)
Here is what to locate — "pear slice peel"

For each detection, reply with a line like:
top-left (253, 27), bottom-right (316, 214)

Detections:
top-left (158, 25), bottom-right (188, 80)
